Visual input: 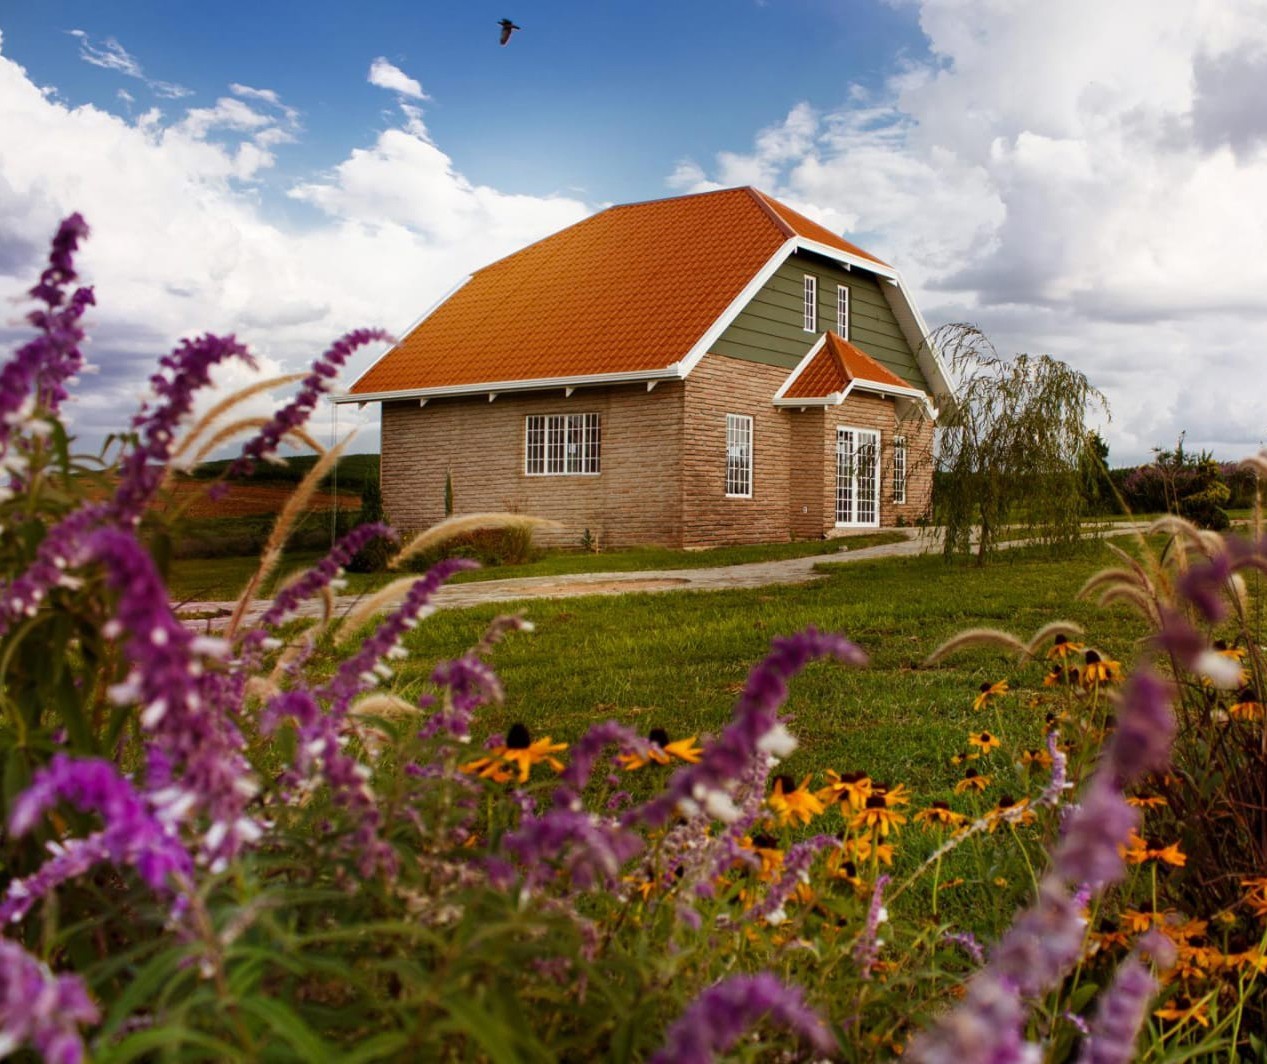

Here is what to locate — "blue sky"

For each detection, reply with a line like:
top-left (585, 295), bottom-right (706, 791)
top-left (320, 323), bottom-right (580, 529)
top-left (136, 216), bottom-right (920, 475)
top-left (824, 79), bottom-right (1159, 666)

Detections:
top-left (1, 1), bottom-right (1265, 465)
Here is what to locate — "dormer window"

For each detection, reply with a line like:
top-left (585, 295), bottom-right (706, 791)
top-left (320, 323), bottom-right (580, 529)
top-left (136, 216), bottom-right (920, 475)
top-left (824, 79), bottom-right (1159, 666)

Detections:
top-left (803, 275), bottom-right (817, 332)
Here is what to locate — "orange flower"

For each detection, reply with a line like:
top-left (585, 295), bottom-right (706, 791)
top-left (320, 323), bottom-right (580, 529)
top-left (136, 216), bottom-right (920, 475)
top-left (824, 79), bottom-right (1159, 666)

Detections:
top-left (988, 794), bottom-right (1036, 830)
top-left (1019, 748), bottom-right (1053, 770)
top-left (953, 768), bottom-right (991, 794)
top-left (461, 723), bottom-right (567, 783)
top-left (1124, 793), bottom-right (1168, 809)
top-left (851, 794), bottom-right (907, 837)
top-left (1154, 996), bottom-right (1211, 1028)
top-left (818, 770), bottom-right (872, 810)
top-left (973, 679), bottom-right (1009, 711)
top-left (1046, 633), bottom-right (1085, 660)
top-left (1121, 831), bottom-right (1186, 867)
top-left (1120, 908), bottom-right (1166, 933)
top-left (913, 801), bottom-right (966, 828)
top-left (968, 730), bottom-right (1001, 754)
top-left (1082, 650), bottom-right (1121, 687)
top-left (1229, 687), bottom-right (1264, 722)
top-left (767, 774), bottom-right (826, 826)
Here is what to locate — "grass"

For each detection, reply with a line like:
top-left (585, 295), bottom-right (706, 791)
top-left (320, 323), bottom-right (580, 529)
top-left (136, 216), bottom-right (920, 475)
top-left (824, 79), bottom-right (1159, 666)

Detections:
top-left (165, 532), bottom-right (910, 601)
top-left (358, 540), bottom-right (1149, 801)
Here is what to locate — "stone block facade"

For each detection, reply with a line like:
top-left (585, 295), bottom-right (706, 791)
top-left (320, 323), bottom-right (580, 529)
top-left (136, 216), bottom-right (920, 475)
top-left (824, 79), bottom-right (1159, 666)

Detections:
top-left (378, 350), bottom-right (933, 550)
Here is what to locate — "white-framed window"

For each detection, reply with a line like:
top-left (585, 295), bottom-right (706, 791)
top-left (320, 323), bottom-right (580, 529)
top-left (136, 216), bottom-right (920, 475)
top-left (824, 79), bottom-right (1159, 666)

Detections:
top-left (802, 275), bottom-right (817, 332)
top-left (836, 427), bottom-right (879, 527)
top-left (836, 284), bottom-right (850, 339)
top-left (893, 435), bottom-right (907, 504)
top-left (524, 413), bottom-right (601, 475)
top-left (725, 414), bottom-right (753, 498)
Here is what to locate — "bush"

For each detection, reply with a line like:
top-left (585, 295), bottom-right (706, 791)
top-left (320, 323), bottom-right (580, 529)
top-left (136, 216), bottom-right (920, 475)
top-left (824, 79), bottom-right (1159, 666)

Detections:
top-left (2, 216), bottom-right (1264, 1061)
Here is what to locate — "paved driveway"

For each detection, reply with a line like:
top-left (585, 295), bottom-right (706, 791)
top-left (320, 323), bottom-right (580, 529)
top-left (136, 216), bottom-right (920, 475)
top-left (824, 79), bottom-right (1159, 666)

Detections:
top-left (176, 524), bottom-right (1143, 630)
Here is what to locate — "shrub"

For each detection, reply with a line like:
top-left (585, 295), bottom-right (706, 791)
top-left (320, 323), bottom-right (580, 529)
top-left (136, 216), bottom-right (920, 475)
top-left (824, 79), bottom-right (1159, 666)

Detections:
top-left (1, 216), bottom-right (1263, 1061)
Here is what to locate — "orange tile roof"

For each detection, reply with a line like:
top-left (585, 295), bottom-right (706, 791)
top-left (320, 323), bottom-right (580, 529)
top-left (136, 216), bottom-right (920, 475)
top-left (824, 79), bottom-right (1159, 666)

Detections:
top-left (783, 332), bottom-right (915, 399)
top-left (351, 187), bottom-right (888, 395)
top-left (751, 190), bottom-right (889, 268)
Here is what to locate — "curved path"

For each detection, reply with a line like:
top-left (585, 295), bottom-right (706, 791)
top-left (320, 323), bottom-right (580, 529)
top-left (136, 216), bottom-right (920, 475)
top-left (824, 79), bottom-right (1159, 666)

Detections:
top-left (175, 523), bottom-right (1146, 631)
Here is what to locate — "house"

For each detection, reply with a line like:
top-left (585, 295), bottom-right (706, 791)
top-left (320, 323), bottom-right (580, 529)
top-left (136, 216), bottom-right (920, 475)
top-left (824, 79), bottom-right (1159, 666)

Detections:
top-left (337, 187), bottom-right (950, 549)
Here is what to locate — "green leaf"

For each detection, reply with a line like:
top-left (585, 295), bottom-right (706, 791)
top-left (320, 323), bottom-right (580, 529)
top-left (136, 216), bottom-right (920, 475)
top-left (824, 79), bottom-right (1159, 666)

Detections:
top-left (240, 997), bottom-right (337, 1063)
top-left (96, 1024), bottom-right (243, 1064)
top-left (99, 945), bottom-right (195, 1038)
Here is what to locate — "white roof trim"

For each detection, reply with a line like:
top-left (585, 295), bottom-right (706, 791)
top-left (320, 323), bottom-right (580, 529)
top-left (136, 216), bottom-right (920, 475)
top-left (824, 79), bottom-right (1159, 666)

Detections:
top-left (676, 237), bottom-right (798, 376)
top-left (333, 364), bottom-right (686, 405)
top-left (772, 333), bottom-right (829, 402)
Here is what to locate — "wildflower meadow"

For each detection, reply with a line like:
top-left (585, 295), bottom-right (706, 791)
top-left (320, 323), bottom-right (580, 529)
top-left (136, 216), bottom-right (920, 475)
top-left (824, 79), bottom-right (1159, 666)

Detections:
top-left (1, 216), bottom-right (1265, 1062)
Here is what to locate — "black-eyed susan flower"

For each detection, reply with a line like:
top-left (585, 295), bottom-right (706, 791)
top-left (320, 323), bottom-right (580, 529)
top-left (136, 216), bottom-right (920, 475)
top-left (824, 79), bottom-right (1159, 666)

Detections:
top-left (617, 727), bottom-right (673, 770)
top-left (1229, 687), bottom-right (1264, 721)
top-left (973, 679), bottom-right (1009, 711)
top-left (841, 833), bottom-right (893, 867)
top-left (1121, 830), bottom-right (1187, 867)
top-left (968, 730), bottom-right (1001, 754)
top-left (851, 793), bottom-right (907, 837)
top-left (1082, 649), bottom-right (1121, 687)
top-left (818, 769), bottom-right (871, 810)
top-left (461, 722), bottom-right (568, 783)
top-left (988, 794), bottom-right (1036, 830)
top-left (1019, 747), bottom-right (1053, 770)
top-left (1124, 793), bottom-right (1168, 809)
top-left (1120, 908), bottom-right (1169, 933)
top-left (741, 832), bottom-right (785, 880)
top-left (1153, 996), bottom-right (1211, 1028)
top-left (870, 781), bottom-right (911, 807)
top-left (767, 774), bottom-right (826, 826)
top-left (1043, 665), bottom-right (1079, 687)
top-left (953, 767), bottom-right (990, 794)
top-left (950, 750), bottom-right (979, 765)
top-left (1046, 633), bottom-right (1085, 660)
top-left (826, 851), bottom-right (866, 889)
top-left (913, 800), bottom-right (966, 829)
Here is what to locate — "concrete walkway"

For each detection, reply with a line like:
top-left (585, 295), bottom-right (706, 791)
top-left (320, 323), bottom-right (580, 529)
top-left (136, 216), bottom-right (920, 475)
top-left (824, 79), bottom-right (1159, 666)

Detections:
top-left (175, 522), bottom-right (1144, 630)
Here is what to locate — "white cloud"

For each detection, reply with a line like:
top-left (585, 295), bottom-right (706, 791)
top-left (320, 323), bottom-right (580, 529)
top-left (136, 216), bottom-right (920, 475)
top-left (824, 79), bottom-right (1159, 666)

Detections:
top-left (367, 57), bottom-right (427, 101)
top-left (671, 0), bottom-right (1267, 464)
top-left (66, 28), bottom-right (192, 99)
top-left (0, 40), bottom-right (590, 454)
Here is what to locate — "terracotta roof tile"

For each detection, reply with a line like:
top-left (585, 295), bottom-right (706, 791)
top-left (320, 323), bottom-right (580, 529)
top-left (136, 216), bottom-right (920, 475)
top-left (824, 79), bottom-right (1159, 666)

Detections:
top-left (351, 187), bottom-right (888, 395)
top-left (751, 190), bottom-right (890, 268)
top-left (783, 332), bottom-right (914, 399)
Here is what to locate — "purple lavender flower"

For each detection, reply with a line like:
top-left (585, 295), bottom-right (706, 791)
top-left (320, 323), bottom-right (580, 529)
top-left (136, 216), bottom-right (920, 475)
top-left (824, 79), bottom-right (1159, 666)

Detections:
top-left (228, 328), bottom-right (391, 478)
top-left (85, 528), bottom-right (259, 866)
top-left (986, 874), bottom-right (1091, 998)
top-left (649, 972), bottom-right (835, 1063)
top-left (0, 938), bottom-right (99, 1064)
top-left (0, 214), bottom-right (93, 475)
top-left (907, 974), bottom-right (1035, 1064)
top-left (745, 834), bottom-right (836, 924)
top-left (1103, 668), bottom-right (1174, 783)
top-left (0, 503), bottom-right (106, 636)
top-left (853, 873), bottom-right (891, 978)
top-left (499, 806), bottom-right (644, 892)
top-left (254, 521), bottom-right (396, 632)
top-left (2, 754), bottom-right (194, 923)
top-left (419, 654), bottom-right (504, 741)
top-left (1052, 775), bottom-right (1137, 889)
top-left (112, 333), bottom-right (255, 526)
top-left (556, 719), bottom-right (647, 798)
top-left (1077, 954), bottom-right (1158, 1064)
top-left (944, 930), bottom-right (985, 965)
top-left (629, 628), bottom-right (866, 829)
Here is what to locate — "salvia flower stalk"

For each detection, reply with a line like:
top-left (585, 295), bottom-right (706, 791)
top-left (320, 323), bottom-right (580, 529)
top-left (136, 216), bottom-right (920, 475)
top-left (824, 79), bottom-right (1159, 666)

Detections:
top-left (0, 938), bottom-right (99, 1064)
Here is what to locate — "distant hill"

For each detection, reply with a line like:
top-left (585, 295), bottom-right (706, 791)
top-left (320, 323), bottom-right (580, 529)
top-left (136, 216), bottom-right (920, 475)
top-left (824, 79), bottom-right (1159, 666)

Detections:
top-left (192, 452), bottom-right (379, 492)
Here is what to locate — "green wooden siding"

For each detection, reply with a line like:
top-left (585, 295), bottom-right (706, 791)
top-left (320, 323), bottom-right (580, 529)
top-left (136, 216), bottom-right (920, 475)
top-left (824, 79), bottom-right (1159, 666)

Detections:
top-left (711, 254), bottom-right (926, 389)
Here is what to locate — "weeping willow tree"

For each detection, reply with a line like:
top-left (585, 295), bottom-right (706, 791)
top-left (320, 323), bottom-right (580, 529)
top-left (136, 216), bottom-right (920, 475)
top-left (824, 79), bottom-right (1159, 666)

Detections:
top-left (932, 324), bottom-right (1108, 564)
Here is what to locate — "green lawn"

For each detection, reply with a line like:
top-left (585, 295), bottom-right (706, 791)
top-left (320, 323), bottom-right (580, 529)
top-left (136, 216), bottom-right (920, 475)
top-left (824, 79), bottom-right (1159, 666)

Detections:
top-left (165, 532), bottom-right (909, 602)
top-left (367, 541), bottom-right (1149, 802)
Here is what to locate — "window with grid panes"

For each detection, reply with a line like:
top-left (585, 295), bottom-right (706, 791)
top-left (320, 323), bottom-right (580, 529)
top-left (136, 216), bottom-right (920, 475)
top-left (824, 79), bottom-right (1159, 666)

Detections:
top-left (725, 414), bottom-right (753, 498)
top-left (893, 435), bottom-right (907, 503)
top-left (803, 275), bottom-right (817, 332)
top-left (836, 284), bottom-right (849, 338)
top-left (524, 413), bottom-right (601, 475)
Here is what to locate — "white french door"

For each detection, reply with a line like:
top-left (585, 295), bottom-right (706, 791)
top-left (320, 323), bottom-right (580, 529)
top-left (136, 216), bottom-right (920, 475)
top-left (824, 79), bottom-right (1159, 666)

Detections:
top-left (835, 428), bottom-right (879, 527)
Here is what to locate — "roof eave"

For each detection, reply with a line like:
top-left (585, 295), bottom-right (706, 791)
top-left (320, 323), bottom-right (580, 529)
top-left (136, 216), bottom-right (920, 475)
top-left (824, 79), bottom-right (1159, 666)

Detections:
top-left (332, 364), bottom-right (687, 406)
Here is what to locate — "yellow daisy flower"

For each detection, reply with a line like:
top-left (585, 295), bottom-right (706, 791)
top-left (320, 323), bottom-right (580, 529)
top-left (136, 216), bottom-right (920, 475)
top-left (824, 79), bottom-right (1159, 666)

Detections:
top-left (768, 774), bottom-right (826, 826)
top-left (1082, 650), bottom-right (1121, 687)
top-left (818, 770), bottom-right (872, 810)
top-left (1121, 830), bottom-right (1186, 867)
top-left (1228, 687), bottom-right (1264, 722)
top-left (968, 730), bottom-right (1001, 754)
top-left (913, 801), bottom-right (966, 828)
top-left (851, 793), bottom-right (907, 837)
top-left (461, 723), bottom-right (567, 783)
top-left (1154, 997), bottom-right (1211, 1028)
top-left (1046, 633), bottom-right (1085, 660)
top-left (988, 794), bottom-right (1036, 830)
top-left (953, 768), bottom-right (991, 794)
top-left (1019, 748), bottom-right (1053, 770)
top-left (973, 679), bottom-right (1009, 711)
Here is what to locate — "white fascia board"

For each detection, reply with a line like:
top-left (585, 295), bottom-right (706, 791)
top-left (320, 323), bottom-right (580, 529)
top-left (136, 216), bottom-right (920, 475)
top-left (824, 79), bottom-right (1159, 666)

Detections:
top-left (771, 333), bottom-right (828, 402)
top-left (850, 378), bottom-right (930, 403)
top-left (877, 270), bottom-right (955, 405)
top-left (677, 238), bottom-right (799, 376)
top-left (792, 238), bottom-right (898, 280)
top-left (345, 274), bottom-right (474, 393)
top-left (330, 364), bottom-right (686, 405)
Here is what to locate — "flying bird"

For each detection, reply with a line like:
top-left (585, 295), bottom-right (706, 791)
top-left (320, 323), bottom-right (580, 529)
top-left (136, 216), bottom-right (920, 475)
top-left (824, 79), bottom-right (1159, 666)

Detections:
top-left (498, 19), bottom-right (521, 46)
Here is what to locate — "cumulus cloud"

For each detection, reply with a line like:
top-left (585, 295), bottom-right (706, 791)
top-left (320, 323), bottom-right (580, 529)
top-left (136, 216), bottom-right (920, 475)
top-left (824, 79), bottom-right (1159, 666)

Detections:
top-left (670, 0), bottom-right (1267, 463)
top-left (367, 57), bottom-right (428, 101)
top-left (0, 38), bottom-right (589, 453)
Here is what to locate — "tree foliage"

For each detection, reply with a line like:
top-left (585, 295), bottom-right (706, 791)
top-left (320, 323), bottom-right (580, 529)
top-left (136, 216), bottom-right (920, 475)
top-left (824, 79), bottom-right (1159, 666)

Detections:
top-left (932, 324), bottom-right (1108, 563)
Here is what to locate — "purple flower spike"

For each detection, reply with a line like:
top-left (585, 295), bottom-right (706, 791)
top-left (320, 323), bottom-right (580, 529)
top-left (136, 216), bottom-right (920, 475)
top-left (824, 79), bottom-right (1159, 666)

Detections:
top-left (557, 720), bottom-right (647, 798)
top-left (0, 938), bottom-right (99, 1064)
top-left (1104, 669), bottom-right (1174, 783)
top-left (499, 806), bottom-right (643, 893)
top-left (1077, 953), bottom-right (1158, 1064)
top-left (629, 628), bottom-right (866, 829)
top-left (1052, 775), bottom-right (1137, 889)
top-left (2, 754), bottom-right (194, 923)
top-left (853, 873), bottom-right (891, 978)
top-left (745, 834), bottom-right (837, 924)
top-left (1176, 551), bottom-right (1232, 623)
top-left (420, 654), bottom-right (504, 741)
top-left (650, 972), bottom-right (835, 1064)
top-left (229, 328), bottom-right (392, 477)
top-left (907, 973), bottom-right (1032, 1064)
top-left (112, 333), bottom-right (255, 526)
